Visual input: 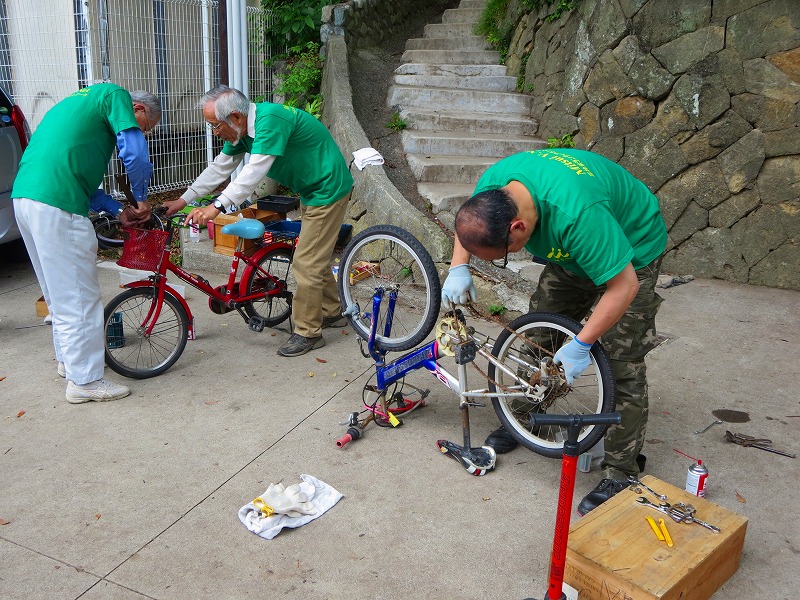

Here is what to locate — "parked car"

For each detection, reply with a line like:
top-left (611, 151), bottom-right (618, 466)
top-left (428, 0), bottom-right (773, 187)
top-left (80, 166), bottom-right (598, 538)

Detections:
top-left (0, 85), bottom-right (30, 245)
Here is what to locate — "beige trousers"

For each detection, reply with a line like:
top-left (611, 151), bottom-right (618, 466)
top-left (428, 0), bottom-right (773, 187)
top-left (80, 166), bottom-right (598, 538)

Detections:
top-left (291, 192), bottom-right (350, 337)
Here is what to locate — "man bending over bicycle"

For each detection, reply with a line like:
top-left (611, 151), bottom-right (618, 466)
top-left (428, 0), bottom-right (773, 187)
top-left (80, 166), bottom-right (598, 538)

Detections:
top-left (441, 149), bottom-right (667, 515)
top-left (12, 84), bottom-right (160, 403)
top-left (163, 85), bottom-right (354, 357)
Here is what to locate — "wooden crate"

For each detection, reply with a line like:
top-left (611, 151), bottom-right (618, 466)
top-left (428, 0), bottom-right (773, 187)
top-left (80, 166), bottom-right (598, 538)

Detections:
top-left (564, 475), bottom-right (747, 600)
top-left (212, 207), bottom-right (280, 256)
top-left (36, 295), bottom-right (48, 317)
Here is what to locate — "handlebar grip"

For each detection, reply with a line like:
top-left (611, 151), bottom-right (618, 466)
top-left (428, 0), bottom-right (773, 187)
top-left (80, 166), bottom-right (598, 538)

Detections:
top-left (530, 412), bottom-right (621, 428)
top-left (336, 433), bottom-right (353, 448)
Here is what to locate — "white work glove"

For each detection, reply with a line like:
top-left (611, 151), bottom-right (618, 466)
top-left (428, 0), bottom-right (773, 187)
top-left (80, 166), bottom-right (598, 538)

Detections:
top-left (259, 481), bottom-right (317, 517)
top-left (553, 337), bottom-right (592, 385)
top-left (441, 264), bottom-right (477, 309)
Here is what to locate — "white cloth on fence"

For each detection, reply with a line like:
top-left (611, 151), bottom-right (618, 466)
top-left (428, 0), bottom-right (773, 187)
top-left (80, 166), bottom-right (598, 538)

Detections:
top-left (238, 474), bottom-right (343, 540)
top-left (352, 147), bottom-right (384, 170)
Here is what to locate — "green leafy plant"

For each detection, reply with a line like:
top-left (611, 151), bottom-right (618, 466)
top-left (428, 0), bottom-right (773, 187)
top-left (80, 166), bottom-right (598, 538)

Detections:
top-left (261, 0), bottom-right (327, 52)
top-left (385, 112), bottom-right (407, 132)
top-left (304, 96), bottom-right (323, 119)
top-left (546, 133), bottom-right (575, 148)
top-left (474, 0), bottom-right (514, 62)
top-left (520, 0), bottom-right (578, 22)
top-left (274, 42), bottom-right (323, 110)
top-left (488, 304), bottom-right (507, 316)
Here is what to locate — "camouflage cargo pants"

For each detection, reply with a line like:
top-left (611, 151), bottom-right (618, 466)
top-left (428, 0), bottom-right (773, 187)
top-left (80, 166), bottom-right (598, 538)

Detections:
top-left (529, 258), bottom-right (663, 481)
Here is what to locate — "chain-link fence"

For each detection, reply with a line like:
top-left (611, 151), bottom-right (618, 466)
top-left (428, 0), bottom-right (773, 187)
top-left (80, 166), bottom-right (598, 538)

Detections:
top-left (0, 0), bottom-right (279, 196)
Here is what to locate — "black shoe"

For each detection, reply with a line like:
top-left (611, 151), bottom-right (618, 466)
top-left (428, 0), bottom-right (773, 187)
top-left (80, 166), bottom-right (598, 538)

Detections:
top-left (484, 426), bottom-right (519, 454)
top-left (277, 333), bottom-right (325, 357)
top-left (322, 315), bottom-right (348, 329)
top-left (577, 478), bottom-right (628, 516)
top-left (636, 453), bottom-right (647, 473)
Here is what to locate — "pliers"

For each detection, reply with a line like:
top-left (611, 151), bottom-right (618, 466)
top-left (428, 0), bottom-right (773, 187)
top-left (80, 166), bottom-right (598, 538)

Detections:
top-left (724, 431), bottom-right (796, 458)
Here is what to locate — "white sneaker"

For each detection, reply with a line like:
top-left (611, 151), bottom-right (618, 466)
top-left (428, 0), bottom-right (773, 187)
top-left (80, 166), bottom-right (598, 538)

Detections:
top-left (66, 378), bottom-right (130, 404)
top-left (57, 362), bottom-right (66, 378)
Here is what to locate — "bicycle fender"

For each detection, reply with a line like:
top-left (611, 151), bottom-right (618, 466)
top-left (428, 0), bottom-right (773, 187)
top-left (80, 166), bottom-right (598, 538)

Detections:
top-left (121, 280), bottom-right (196, 340)
top-left (238, 241), bottom-right (293, 296)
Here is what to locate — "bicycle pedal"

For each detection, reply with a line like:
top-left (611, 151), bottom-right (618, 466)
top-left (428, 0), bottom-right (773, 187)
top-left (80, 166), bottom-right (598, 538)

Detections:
top-left (248, 316), bottom-right (266, 332)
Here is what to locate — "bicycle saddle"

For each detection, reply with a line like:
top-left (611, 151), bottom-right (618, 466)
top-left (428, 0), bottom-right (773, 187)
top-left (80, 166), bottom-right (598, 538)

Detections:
top-left (220, 218), bottom-right (266, 240)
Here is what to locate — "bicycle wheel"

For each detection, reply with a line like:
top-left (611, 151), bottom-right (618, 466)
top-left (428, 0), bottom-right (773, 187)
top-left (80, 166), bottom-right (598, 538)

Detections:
top-left (242, 247), bottom-right (295, 327)
top-left (94, 213), bottom-right (166, 249)
top-left (488, 311), bottom-right (615, 458)
top-left (104, 287), bottom-right (189, 379)
top-left (338, 224), bottom-right (441, 352)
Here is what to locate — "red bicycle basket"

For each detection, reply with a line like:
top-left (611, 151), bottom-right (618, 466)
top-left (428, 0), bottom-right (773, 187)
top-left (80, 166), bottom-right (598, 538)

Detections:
top-left (117, 228), bottom-right (170, 271)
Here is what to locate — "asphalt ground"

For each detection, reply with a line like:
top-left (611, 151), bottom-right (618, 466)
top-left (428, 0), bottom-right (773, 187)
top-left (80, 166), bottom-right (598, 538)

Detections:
top-left (1, 240), bottom-right (798, 599)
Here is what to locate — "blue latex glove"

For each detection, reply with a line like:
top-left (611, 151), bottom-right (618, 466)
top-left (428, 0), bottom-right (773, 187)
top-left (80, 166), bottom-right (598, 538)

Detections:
top-left (553, 336), bottom-right (592, 385)
top-left (441, 264), bottom-right (477, 309)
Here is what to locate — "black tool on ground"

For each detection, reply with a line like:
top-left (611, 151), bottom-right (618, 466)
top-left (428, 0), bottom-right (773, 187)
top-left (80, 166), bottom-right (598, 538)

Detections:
top-left (522, 411), bottom-right (621, 600)
top-left (724, 430), bottom-right (796, 458)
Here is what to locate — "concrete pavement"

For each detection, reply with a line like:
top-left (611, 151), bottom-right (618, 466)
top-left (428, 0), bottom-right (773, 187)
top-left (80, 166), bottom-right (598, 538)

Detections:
top-left (1, 241), bottom-right (798, 599)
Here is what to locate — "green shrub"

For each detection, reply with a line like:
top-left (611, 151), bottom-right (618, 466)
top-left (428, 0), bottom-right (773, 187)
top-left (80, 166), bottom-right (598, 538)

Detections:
top-left (274, 42), bottom-right (323, 111)
top-left (385, 112), bottom-right (407, 132)
top-left (261, 0), bottom-right (327, 52)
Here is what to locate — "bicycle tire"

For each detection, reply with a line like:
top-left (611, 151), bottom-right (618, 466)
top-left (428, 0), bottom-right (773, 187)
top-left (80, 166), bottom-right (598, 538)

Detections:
top-left (488, 311), bottom-right (616, 458)
top-left (242, 247), bottom-right (295, 327)
top-left (94, 213), bottom-right (166, 249)
top-left (337, 225), bottom-right (441, 352)
top-left (104, 287), bottom-right (189, 379)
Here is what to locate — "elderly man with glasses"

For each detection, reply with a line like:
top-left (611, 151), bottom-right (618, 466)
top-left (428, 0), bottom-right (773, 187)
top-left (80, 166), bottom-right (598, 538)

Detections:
top-left (163, 85), bottom-right (353, 357)
top-left (442, 148), bottom-right (667, 515)
top-left (12, 83), bottom-right (161, 403)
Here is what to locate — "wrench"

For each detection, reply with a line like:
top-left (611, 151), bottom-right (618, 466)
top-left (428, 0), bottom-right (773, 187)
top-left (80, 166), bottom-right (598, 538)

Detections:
top-left (635, 496), bottom-right (671, 516)
top-left (695, 419), bottom-right (723, 434)
top-left (628, 476), bottom-right (668, 501)
top-left (668, 502), bottom-right (721, 533)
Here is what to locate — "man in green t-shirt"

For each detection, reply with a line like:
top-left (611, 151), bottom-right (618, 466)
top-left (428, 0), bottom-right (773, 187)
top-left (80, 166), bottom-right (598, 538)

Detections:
top-left (442, 149), bottom-right (668, 515)
top-left (12, 83), bottom-right (160, 403)
top-left (163, 85), bottom-right (354, 357)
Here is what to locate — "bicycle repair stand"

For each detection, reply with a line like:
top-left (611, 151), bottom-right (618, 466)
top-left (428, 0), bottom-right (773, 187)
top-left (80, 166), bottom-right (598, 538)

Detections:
top-left (524, 412), bottom-right (621, 600)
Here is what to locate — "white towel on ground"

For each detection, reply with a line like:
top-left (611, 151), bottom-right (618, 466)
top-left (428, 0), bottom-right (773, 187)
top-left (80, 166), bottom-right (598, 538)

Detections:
top-left (238, 474), bottom-right (344, 540)
top-left (352, 147), bottom-right (384, 170)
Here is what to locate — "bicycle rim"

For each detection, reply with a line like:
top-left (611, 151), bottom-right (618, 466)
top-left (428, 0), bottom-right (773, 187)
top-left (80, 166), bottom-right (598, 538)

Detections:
top-left (337, 225), bottom-right (441, 352)
top-left (243, 248), bottom-right (295, 327)
top-left (489, 312), bottom-right (615, 458)
top-left (104, 288), bottom-right (189, 379)
top-left (94, 215), bottom-right (125, 249)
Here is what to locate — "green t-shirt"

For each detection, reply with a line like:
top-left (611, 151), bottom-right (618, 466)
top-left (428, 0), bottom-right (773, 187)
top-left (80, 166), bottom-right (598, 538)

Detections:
top-left (222, 103), bottom-right (353, 206)
top-left (12, 83), bottom-right (139, 216)
top-left (474, 149), bottom-right (667, 285)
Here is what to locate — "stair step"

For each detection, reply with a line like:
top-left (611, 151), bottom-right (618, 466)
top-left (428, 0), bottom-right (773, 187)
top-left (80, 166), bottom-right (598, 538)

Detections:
top-left (399, 108), bottom-right (539, 136)
top-left (418, 182), bottom-right (475, 214)
top-left (394, 72), bottom-right (515, 92)
top-left (402, 129), bottom-right (546, 157)
top-left (441, 8), bottom-right (483, 23)
top-left (400, 49), bottom-right (500, 64)
top-left (405, 36), bottom-right (490, 51)
top-left (458, 0), bottom-right (486, 9)
top-left (407, 154), bottom-right (499, 183)
top-left (394, 63), bottom-right (508, 77)
top-left (389, 85), bottom-right (532, 114)
top-left (423, 23), bottom-right (478, 38)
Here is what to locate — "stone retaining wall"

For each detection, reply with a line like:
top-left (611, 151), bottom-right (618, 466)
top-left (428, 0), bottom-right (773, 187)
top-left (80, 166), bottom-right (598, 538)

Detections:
top-left (504, 0), bottom-right (799, 290)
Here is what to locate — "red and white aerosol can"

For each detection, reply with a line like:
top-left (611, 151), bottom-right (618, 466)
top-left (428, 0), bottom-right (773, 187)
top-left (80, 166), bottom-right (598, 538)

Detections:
top-left (685, 459), bottom-right (709, 497)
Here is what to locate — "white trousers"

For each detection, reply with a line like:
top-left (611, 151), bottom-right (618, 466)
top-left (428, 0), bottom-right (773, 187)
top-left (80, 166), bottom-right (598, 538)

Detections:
top-left (14, 198), bottom-right (105, 384)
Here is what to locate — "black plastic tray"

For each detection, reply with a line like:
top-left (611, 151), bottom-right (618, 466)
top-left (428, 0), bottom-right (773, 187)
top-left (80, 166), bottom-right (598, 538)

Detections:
top-left (256, 195), bottom-right (300, 214)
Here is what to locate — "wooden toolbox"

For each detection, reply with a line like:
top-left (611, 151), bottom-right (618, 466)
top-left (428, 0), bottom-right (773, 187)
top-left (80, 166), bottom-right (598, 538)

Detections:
top-left (212, 206), bottom-right (280, 256)
top-left (564, 475), bottom-right (747, 600)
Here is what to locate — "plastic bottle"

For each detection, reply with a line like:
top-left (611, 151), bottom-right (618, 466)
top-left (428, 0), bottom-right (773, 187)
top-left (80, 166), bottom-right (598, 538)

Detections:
top-left (577, 438), bottom-right (604, 472)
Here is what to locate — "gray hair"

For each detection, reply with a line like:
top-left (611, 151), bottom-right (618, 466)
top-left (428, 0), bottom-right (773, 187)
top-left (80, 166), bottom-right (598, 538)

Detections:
top-left (130, 90), bottom-right (162, 121)
top-left (199, 85), bottom-right (250, 126)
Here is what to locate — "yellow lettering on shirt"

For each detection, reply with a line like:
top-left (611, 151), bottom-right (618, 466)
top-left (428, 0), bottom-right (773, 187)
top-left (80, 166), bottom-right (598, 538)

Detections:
top-left (547, 247), bottom-right (570, 261)
top-left (530, 150), bottom-right (595, 177)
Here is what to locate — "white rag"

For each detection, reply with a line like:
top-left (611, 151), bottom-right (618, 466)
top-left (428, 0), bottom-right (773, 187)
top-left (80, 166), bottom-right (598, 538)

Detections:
top-left (238, 474), bottom-right (343, 540)
top-left (352, 147), bottom-right (384, 170)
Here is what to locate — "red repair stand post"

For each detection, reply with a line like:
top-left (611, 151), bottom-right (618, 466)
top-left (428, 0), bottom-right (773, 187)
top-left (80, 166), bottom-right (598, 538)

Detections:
top-left (524, 412), bottom-right (621, 600)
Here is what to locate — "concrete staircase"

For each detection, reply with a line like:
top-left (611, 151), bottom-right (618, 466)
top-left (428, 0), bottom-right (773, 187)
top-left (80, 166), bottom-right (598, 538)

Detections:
top-left (387, 0), bottom-right (546, 228)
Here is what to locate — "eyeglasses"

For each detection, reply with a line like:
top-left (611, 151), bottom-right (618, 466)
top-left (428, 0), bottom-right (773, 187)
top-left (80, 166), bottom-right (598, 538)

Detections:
top-left (490, 227), bottom-right (511, 269)
top-left (206, 120), bottom-right (223, 133)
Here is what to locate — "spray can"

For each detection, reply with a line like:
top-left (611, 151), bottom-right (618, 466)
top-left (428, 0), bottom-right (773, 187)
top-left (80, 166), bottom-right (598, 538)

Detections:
top-left (685, 460), bottom-right (708, 497)
top-left (189, 220), bottom-right (200, 242)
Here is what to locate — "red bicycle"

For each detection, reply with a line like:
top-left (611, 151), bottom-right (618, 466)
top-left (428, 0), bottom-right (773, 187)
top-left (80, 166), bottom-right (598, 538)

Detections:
top-left (103, 214), bottom-right (297, 378)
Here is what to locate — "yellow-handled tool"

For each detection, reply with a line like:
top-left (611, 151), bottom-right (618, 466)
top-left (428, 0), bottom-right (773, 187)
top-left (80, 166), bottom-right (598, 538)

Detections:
top-left (646, 516), bottom-right (665, 541)
top-left (659, 518), bottom-right (674, 547)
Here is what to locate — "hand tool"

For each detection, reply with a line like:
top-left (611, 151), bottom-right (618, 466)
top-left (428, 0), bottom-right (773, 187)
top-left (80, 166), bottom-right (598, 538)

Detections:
top-left (658, 518), bottom-right (674, 547)
top-left (628, 476), bottom-right (668, 501)
top-left (694, 419), bottom-right (723, 434)
top-left (646, 516), bottom-right (664, 541)
top-left (724, 431), bottom-right (796, 458)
